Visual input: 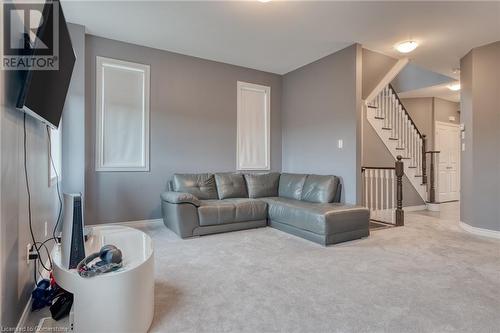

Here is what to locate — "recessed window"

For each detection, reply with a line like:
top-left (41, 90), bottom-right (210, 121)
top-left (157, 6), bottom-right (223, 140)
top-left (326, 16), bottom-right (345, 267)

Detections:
top-left (95, 57), bottom-right (150, 172)
top-left (236, 81), bottom-right (271, 170)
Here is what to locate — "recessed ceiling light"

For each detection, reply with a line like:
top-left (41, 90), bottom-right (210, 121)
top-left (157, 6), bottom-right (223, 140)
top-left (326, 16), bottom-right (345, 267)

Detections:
top-left (448, 83), bottom-right (461, 91)
top-left (395, 41), bottom-right (419, 54)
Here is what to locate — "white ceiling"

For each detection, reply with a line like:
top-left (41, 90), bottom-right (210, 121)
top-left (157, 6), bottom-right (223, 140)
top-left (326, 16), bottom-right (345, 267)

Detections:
top-left (61, 1), bottom-right (500, 76)
top-left (398, 82), bottom-right (460, 103)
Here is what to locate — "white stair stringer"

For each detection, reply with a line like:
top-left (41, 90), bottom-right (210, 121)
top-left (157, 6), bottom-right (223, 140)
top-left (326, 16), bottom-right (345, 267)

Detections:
top-left (366, 106), bottom-right (428, 201)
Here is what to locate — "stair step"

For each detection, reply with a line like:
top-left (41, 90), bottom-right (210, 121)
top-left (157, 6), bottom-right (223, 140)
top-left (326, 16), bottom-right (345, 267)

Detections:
top-left (374, 116), bottom-right (385, 120)
top-left (382, 127), bottom-right (392, 130)
top-left (395, 147), bottom-right (405, 150)
top-left (389, 137), bottom-right (399, 140)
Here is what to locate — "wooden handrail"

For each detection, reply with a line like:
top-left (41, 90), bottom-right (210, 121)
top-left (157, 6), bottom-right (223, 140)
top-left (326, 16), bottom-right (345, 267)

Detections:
top-left (361, 166), bottom-right (396, 171)
top-left (388, 84), bottom-right (424, 139)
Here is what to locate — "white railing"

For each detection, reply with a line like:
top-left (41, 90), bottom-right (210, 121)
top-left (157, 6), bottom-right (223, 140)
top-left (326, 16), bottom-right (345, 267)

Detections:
top-left (368, 85), bottom-right (424, 178)
top-left (362, 167), bottom-right (397, 224)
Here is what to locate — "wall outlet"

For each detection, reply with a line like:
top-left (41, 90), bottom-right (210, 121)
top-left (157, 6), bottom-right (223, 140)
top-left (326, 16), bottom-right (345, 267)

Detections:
top-left (26, 243), bottom-right (32, 265)
top-left (338, 139), bottom-right (343, 149)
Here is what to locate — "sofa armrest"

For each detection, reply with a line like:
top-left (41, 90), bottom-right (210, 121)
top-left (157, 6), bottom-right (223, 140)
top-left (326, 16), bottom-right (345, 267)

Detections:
top-left (161, 191), bottom-right (201, 207)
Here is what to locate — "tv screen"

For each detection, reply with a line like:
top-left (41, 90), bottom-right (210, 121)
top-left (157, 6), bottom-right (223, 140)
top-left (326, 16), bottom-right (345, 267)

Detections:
top-left (16, 0), bottom-right (75, 129)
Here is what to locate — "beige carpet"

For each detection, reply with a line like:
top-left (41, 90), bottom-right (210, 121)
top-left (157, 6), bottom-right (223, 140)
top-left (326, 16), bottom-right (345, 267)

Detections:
top-left (133, 203), bottom-right (500, 333)
top-left (24, 203), bottom-right (500, 332)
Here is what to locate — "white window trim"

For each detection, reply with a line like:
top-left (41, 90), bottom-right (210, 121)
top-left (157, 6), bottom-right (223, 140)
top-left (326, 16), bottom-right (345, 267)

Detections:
top-left (95, 56), bottom-right (150, 172)
top-left (236, 81), bottom-right (271, 171)
top-left (48, 124), bottom-right (62, 187)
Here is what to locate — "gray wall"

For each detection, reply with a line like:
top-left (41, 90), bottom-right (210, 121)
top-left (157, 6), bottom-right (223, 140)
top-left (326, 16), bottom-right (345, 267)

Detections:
top-left (434, 98), bottom-right (460, 125)
top-left (85, 35), bottom-right (282, 224)
top-left (62, 23), bottom-right (86, 195)
top-left (361, 49), bottom-right (424, 207)
top-left (0, 48), bottom-right (58, 330)
top-left (361, 48), bottom-right (397, 100)
top-left (400, 97), bottom-right (460, 150)
top-left (400, 97), bottom-right (435, 148)
top-left (281, 44), bottom-right (362, 204)
top-left (460, 41), bottom-right (500, 231)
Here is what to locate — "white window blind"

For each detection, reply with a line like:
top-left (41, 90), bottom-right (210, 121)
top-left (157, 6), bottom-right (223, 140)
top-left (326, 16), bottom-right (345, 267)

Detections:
top-left (236, 81), bottom-right (270, 170)
top-left (95, 57), bottom-right (150, 171)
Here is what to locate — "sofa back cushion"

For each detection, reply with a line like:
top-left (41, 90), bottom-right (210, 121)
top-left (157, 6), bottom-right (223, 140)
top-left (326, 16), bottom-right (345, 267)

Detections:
top-left (214, 173), bottom-right (248, 199)
top-left (278, 173), bottom-right (307, 200)
top-left (244, 173), bottom-right (280, 198)
top-left (172, 173), bottom-right (218, 200)
top-left (301, 175), bottom-right (339, 203)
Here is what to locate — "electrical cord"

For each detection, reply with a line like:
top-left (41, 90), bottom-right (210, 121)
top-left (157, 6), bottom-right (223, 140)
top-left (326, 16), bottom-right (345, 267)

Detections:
top-left (23, 113), bottom-right (53, 285)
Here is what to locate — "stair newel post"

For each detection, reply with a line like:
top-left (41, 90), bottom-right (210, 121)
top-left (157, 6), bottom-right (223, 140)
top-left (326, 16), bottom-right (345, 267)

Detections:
top-left (395, 155), bottom-right (404, 226)
top-left (421, 134), bottom-right (427, 185)
top-left (428, 152), bottom-right (437, 203)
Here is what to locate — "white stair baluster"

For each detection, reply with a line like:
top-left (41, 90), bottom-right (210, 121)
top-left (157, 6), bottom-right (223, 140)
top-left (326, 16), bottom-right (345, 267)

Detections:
top-left (411, 128), bottom-right (416, 166)
top-left (383, 90), bottom-right (387, 127)
top-left (363, 169), bottom-right (370, 208)
top-left (370, 169), bottom-right (374, 212)
top-left (391, 94), bottom-right (396, 138)
top-left (403, 114), bottom-right (410, 157)
top-left (385, 169), bottom-right (390, 210)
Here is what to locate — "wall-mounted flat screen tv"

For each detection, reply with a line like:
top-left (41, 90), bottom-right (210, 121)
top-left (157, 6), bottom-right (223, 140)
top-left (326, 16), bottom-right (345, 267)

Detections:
top-left (16, 0), bottom-right (75, 129)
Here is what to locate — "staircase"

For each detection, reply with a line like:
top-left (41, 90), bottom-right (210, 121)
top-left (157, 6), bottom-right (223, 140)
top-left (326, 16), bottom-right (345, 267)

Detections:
top-left (365, 84), bottom-right (428, 202)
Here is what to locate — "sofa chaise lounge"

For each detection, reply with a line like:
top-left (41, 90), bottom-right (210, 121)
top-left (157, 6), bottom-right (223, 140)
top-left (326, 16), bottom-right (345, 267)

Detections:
top-left (161, 172), bottom-right (369, 246)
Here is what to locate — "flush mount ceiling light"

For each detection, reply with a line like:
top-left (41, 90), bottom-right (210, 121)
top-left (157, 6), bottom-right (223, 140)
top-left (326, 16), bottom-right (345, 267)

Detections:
top-left (395, 41), bottom-right (419, 54)
top-left (448, 83), bottom-right (461, 91)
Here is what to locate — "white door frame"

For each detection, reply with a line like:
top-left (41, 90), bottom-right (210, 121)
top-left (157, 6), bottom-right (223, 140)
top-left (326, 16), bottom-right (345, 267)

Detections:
top-left (434, 121), bottom-right (461, 202)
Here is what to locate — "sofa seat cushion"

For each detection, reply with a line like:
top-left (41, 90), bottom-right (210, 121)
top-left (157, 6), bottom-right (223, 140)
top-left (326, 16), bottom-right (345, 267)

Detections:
top-left (172, 173), bottom-right (218, 200)
top-left (262, 197), bottom-right (369, 235)
top-left (198, 199), bottom-right (267, 226)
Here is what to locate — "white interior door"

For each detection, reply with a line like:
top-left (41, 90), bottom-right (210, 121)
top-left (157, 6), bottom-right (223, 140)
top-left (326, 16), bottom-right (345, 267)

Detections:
top-left (435, 122), bottom-right (460, 202)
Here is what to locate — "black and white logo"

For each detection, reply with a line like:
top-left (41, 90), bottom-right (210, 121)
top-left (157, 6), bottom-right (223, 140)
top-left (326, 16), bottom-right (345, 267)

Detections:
top-left (2, 0), bottom-right (59, 70)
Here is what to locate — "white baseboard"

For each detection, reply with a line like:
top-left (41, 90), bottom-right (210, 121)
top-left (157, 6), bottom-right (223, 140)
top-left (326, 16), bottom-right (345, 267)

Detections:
top-left (403, 205), bottom-right (427, 212)
top-left (426, 202), bottom-right (441, 212)
top-left (15, 297), bottom-right (34, 332)
top-left (15, 257), bottom-right (52, 332)
top-left (459, 221), bottom-right (500, 240)
top-left (89, 218), bottom-right (163, 228)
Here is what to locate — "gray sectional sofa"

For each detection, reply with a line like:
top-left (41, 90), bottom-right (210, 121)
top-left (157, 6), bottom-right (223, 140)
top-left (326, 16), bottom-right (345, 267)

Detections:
top-left (161, 172), bottom-right (369, 246)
